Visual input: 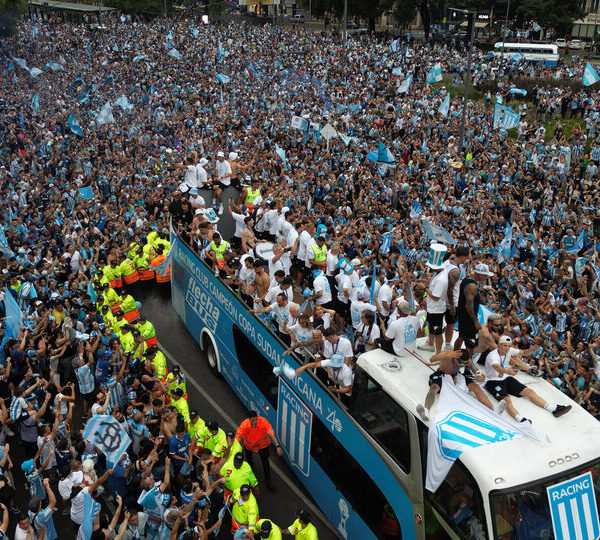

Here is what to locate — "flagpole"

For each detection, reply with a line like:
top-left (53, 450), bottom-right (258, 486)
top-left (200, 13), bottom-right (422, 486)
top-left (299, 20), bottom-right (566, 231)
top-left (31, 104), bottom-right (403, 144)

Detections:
top-left (454, 8), bottom-right (476, 152)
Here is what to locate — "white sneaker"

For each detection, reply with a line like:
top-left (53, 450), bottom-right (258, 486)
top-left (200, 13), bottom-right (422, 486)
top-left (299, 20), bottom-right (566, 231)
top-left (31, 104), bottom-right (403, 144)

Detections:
top-left (443, 343), bottom-right (453, 351)
top-left (494, 400), bottom-right (507, 415)
top-left (218, 204), bottom-right (224, 215)
top-left (417, 343), bottom-right (435, 352)
top-left (416, 404), bottom-right (429, 422)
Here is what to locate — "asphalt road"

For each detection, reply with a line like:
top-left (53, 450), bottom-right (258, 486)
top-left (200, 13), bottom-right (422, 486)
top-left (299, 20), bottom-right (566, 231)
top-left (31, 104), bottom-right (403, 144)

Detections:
top-left (140, 290), bottom-right (340, 539)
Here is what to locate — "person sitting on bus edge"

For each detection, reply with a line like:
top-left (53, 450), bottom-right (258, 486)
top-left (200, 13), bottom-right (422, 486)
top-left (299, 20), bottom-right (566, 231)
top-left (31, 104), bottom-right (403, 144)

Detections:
top-left (205, 232), bottom-right (231, 274)
top-left (235, 410), bottom-right (282, 491)
top-left (295, 352), bottom-right (354, 406)
top-left (484, 335), bottom-right (572, 424)
top-left (282, 328), bottom-right (326, 362)
top-left (416, 349), bottom-right (506, 422)
top-left (282, 509), bottom-right (318, 539)
top-left (247, 294), bottom-right (297, 346)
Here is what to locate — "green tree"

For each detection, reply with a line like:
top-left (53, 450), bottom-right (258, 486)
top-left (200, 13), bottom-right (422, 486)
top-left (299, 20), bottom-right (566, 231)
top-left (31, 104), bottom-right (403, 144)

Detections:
top-left (298, 0), bottom-right (395, 31)
top-left (104, 0), bottom-right (166, 17)
top-left (0, 0), bottom-right (27, 37)
top-left (517, 0), bottom-right (584, 36)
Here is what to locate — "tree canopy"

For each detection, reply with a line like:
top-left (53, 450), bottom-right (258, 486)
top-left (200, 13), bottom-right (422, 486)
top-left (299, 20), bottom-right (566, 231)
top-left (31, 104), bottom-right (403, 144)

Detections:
top-left (0, 0), bottom-right (27, 37)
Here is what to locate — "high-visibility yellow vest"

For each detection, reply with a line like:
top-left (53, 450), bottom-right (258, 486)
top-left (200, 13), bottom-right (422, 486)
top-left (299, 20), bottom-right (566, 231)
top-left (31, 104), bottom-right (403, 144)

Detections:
top-left (121, 294), bottom-right (136, 313)
top-left (231, 488), bottom-right (259, 528)
top-left (137, 320), bottom-right (156, 340)
top-left (120, 258), bottom-right (137, 277)
top-left (172, 396), bottom-right (190, 424)
top-left (210, 240), bottom-right (229, 261)
top-left (220, 461), bottom-right (258, 492)
top-left (245, 187), bottom-right (261, 204)
top-left (310, 243), bottom-right (327, 264)
top-left (120, 331), bottom-right (135, 354)
top-left (252, 520), bottom-right (282, 539)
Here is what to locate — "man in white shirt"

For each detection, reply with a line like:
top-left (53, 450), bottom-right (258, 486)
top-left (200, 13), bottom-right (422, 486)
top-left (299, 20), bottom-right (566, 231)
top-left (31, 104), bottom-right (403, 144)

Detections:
top-left (188, 188), bottom-right (206, 211)
top-left (377, 272), bottom-right (397, 321)
top-left (294, 352), bottom-right (354, 405)
top-left (418, 258), bottom-right (448, 355)
top-left (265, 201), bottom-right (281, 243)
top-left (378, 300), bottom-right (423, 356)
top-left (322, 327), bottom-right (353, 364)
top-left (484, 336), bottom-right (572, 423)
top-left (311, 269), bottom-right (333, 309)
top-left (354, 310), bottom-right (380, 356)
top-left (70, 469), bottom-right (113, 529)
top-left (195, 157), bottom-right (209, 189)
top-left (248, 294), bottom-right (297, 345)
top-left (213, 151), bottom-right (232, 215)
top-left (335, 267), bottom-right (353, 323)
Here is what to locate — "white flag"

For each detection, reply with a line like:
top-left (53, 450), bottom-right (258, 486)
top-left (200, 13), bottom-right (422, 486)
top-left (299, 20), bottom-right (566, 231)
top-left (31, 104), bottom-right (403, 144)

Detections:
top-left (426, 375), bottom-right (539, 492)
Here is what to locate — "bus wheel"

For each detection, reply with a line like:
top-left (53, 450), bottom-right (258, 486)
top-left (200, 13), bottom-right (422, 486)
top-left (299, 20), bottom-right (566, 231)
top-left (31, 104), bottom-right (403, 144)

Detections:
top-left (203, 332), bottom-right (221, 377)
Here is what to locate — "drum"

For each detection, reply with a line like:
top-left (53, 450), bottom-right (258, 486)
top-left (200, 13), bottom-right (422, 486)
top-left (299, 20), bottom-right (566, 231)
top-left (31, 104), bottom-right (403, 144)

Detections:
top-left (254, 241), bottom-right (275, 262)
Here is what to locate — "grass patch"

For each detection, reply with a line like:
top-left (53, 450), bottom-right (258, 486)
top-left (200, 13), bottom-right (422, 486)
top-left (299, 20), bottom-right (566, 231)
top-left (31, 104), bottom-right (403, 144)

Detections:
top-left (431, 75), bottom-right (484, 102)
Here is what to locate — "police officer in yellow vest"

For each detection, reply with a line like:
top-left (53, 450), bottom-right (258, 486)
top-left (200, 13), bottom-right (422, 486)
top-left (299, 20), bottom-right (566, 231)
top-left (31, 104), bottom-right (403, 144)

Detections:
top-left (119, 324), bottom-right (135, 355)
top-left (100, 305), bottom-right (117, 330)
top-left (309, 235), bottom-right (327, 271)
top-left (229, 484), bottom-right (259, 535)
top-left (253, 519), bottom-right (283, 540)
top-left (187, 410), bottom-right (206, 451)
top-left (136, 314), bottom-right (157, 347)
top-left (143, 344), bottom-right (167, 380)
top-left (202, 420), bottom-right (227, 460)
top-left (170, 388), bottom-right (190, 424)
top-left (240, 178), bottom-right (262, 211)
top-left (220, 452), bottom-right (258, 500)
top-left (165, 365), bottom-right (186, 400)
top-left (208, 232), bottom-right (230, 272)
top-left (112, 309), bottom-right (128, 334)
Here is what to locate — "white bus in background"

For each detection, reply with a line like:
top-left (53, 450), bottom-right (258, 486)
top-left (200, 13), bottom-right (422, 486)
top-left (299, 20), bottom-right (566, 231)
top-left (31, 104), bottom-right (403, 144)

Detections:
top-left (493, 42), bottom-right (560, 67)
top-left (354, 344), bottom-right (600, 539)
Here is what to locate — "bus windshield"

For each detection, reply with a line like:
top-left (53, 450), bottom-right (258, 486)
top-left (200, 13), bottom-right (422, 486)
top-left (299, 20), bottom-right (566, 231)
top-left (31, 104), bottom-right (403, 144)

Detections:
top-left (490, 460), bottom-right (600, 539)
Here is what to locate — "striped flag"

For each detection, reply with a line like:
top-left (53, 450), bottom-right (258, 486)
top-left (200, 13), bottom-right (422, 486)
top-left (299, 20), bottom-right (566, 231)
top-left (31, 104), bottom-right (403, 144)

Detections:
top-left (567, 230), bottom-right (585, 253)
top-left (215, 73), bottom-right (231, 84)
top-left (370, 262), bottom-right (377, 304)
top-left (438, 93), bottom-right (450, 118)
top-left (426, 63), bottom-right (442, 85)
top-left (80, 491), bottom-right (101, 540)
top-left (583, 62), bottom-right (600, 87)
top-left (426, 374), bottom-right (539, 492)
top-left (407, 284), bottom-right (416, 313)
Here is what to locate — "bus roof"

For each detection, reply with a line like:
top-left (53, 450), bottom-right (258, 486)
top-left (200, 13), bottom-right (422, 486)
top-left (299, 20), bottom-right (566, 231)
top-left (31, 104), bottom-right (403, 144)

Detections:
top-left (358, 339), bottom-right (600, 495)
top-left (494, 42), bottom-right (558, 51)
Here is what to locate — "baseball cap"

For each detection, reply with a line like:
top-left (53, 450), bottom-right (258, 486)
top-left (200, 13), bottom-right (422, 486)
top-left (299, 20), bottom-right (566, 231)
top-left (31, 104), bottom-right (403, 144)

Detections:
top-left (217, 151), bottom-right (225, 158)
top-left (397, 300), bottom-right (411, 314)
top-left (240, 484), bottom-right (251, 496)
top-left (498, 335), bottom-right (512, 344)
top-left (189, 187), bottom-right (198, 195)
top-left (260, 521), bottom-right (273, 538)
top-left (22, 459), bottom-right (35, 473)
top-left (190, 410), bottom-right (199, 417)
top-left (474, 263), bottom-right (494, 277)
top-left (329, 353), bottom-right (344, 368)
top-left (234, 452), bottom-right (244, 462)
top-left (199, 158), bottom-right (208, 166)
top-left (229, 152), bottom-right (238, 161)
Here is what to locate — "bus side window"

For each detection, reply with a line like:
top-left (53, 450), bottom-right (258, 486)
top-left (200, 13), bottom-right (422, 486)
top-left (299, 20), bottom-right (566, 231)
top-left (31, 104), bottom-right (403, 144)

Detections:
top-left (349, 367), bottom-right (411, 473)
top-left (310, 413), bottom-right (399, 539)
top-left (232, 324), bottom-right (279, 409)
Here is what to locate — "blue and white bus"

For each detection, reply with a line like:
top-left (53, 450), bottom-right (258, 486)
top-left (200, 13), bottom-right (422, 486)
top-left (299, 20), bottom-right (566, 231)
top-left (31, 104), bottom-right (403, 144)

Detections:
top-left (170, 231), bottom-right (600, 539)
top-left (493, 42), bottom-right (560, 67)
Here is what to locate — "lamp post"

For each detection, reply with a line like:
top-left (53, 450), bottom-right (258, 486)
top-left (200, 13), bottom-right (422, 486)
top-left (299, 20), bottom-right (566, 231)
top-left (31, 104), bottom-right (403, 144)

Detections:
top-left (502, 0), bottom-right (510, 57)
top-left (450, 7), bottom-right (476, 152)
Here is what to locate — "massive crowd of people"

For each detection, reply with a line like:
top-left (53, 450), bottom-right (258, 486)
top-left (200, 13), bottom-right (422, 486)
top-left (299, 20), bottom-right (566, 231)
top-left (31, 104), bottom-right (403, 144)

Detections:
top-left (1, 8), bottom-right (600, 539)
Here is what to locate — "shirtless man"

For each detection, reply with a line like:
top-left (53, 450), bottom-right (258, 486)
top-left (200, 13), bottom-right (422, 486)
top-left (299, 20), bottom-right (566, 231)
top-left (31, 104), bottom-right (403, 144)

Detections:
top-left (246, 260), bottom-right (270, 309)
top-left (241, 216), bottom-right (258, 254)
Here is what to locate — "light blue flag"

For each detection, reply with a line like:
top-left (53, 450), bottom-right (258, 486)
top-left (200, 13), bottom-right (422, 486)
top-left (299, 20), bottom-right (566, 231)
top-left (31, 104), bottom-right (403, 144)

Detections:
top-left (508, 88), bottom-right (527, 96)
top-left (168, 48), bottom-right (182, 59)
top-left (426, 63), bottom-right (442, 85)
top-left (67, 114), bottom-right (83, 137)
top-left (370, 262), bottom-right (377, 304)
top-left (366, 150), bottom-right (378, 164)
top-left (397, 74), bottom-right (412, 94)
top-left (80, 491), bottom-right (100, 540)
top-left (83, 414), bottom-right (131, 466)
top-left (4, 291), bottom-right (23, 339)
top-left (191, 27), bottom-right (199, 37)
top-left (591, 262), bottom-right (600, 284)
top-left (29, 67), bottom-right (42, 77)
top-left (510, 53), bottom-right (524, 61)
top-left (137, 486), bottom-right (161, 511)
top-left (549, 249), bottom-right (561, 261)
top-left (407, 284), bottom-right (416, 313)
top-left (422, 220), bottom-right (457, 245)
top-left (115, 95), bottom-right (133, 110)
top-left (68, 73), bottom-right (82, 90)
top-left (96, 102), bottom-right (114, 126)
top-left (215, 73), bottom-right (231, 84)
top-left (133, 54), bottom-right (147, 63)
top-left (274, 144), bottom-right (287, 164)
top-left (583, 62), bottom-right (600, 87)
top-left (392, 67), bottom-right (403, 76)
top-left (149, 250), bottom-right (171, 277)
top-left (380, 231), bottom-right (393, 256)
top-left (438, 94), bottom-right (450, 118)
top-left (567, 230), bottom-right (585, 253)
top-left (5, 60), bottom-right (13, 73)
top-left (78, 186), bottom-right (94, 200)
top-left (0, 228), bottom-right (14, 258)
top-left (389, 39), bottom-right (400, 53)
top-left (11, 57), bottom-right (27, 70)
top-left (498, 222), bottom-right (513, 263)
top-left (87, 282), bottom-right (97, 303)
top-left (410, 201), bottom-right (423, 220)
top-left (493, 104), bottom-right (520, 130)
top-left (377, 142), bottom-right (395, 165)
top-left (100, 71), bottom-right (114, 90)
top-left (76, 89), bottom-right (90, 103)
top-left (31, 93), bottom-right (39, 114)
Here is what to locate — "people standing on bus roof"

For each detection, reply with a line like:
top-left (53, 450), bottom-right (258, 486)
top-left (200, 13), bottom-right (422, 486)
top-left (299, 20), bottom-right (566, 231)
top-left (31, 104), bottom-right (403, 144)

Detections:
top-left (235, 411), bottom-right (282, 491)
